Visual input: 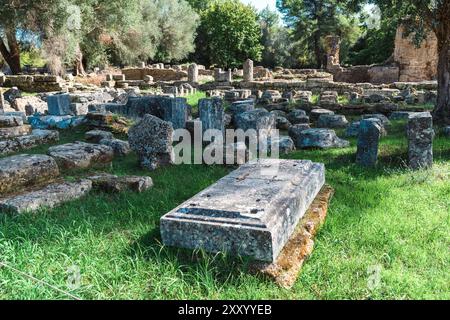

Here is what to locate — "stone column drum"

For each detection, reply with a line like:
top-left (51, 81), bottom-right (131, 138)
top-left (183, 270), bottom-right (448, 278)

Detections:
top-left (407, 112), bottom-right (434, 170)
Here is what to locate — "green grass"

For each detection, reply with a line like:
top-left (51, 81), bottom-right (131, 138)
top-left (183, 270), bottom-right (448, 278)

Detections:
top-left (0, 122), bottom-right (449, 300)
top-left (186, 91), bottom-right (207, 117)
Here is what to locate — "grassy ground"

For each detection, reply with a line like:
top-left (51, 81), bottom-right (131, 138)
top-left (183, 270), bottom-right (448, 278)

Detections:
top-left (0, 121), bottom-right (449, 300)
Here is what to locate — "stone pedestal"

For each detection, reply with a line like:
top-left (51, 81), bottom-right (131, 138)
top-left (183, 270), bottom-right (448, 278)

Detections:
top-left (160, 159), bottom-right (325, 262)
top-left (199, 98), bottom-right (225, 135)
top-left (356, 118), bottom-right (382, 167)
top-left (243, 59), bottom-right (254, 82)
top-left (407, 112), bottom-right (434, 170)
top-left (188, 63), bottom-right (199, 83)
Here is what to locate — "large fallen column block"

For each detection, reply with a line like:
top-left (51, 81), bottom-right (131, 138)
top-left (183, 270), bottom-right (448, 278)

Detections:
top-left (160, 159), bottom-right (325, 262)
top-left (0, 180), bottom-right (92, 214)
top-left (0, 154), bottom-right (60, 194)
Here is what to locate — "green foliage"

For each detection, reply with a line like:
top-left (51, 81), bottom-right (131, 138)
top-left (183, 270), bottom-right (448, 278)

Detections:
top-left (277, 0), bottom-right (363, 68)
top-left (194, 0), bottom-right (263, 69)
top-left (345, 26), bottom-right (396, 65)
top-left (345, 4), bottom-right (398, 65)
top-left (153, 0), bottom-right (200, 62)
top-left (259, 7), bottom-right (298, 68)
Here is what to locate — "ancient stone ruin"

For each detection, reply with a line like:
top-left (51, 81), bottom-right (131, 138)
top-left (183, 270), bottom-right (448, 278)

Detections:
top-left (407, 112), bottom-right (434, 170)
top-left (160, 159), bottom-right (325, 262)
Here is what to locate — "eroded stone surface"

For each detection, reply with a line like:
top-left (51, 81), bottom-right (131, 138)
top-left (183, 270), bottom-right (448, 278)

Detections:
top-left (160, 159), bottom-right (325, 262)
top-left (199, 98), bottom-right (225, 134)
top-left (128, 114), bottom-right (174, 170)
top-left (356, 119), bottom-right (382, 167)
top-left (0, 154), bottom-right (60, 194)
top-left (295, 128), bottom-right (349, 149)
top-left (0, 180), bottom-right (92, 214)
top-left (47, 142), bottom-right (114, 169)
top-left (234, 109), bottom-right (276, 132)
top-left (249, 185), bottom-right (334, 289)
top-left (0, 125), bottom-right (31, 139)
top-left (407, 112), bottom-right (434, 170)
top-left (85, 130), bottom-right (113, 143)
top-left (99, 138), bottom-right (131, 156)
top-left (88, 173), bottom-right (153, 193)
top-left (48, 94), bottom-right (71, 116)
top-left (317, 114), bottom-right (348, 128)
top-left (310, 109), bottom-right (335, 122)
top-left (288, 110), bottom-right (309, 125)
top-left (0, 115), bottom-right (23, 127)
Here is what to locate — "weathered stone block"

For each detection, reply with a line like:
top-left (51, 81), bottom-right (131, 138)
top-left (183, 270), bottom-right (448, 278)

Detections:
top-left (0, 180), bottom-right (92, 214)
top-left (234, 109), bottom-right (276, 132)
top-left (288, 110), bottom-right (309, 125)
top-left (47, 142), bottom-right (114, 169)
top-left (295, 128), bottom-right (350, 149)
top-left (0, 115), bottom-right (23, 127)
top-left (88, 174), bottom-right (153, 193)
top-left (356, 119), bottom-right (382, 167)
top-left (85, 130), bottom-right (114, 143)
top-left (15, 129), bottom-right (59, 150)
top-left (0, 154), bottom-right (60, 194)
top-left (188, 63), bottom-right (199, 83)
top-left (47, 94), bottom-right (71, 116)
top-left (99, 138), bottom-right (131, 156)
top-left (317, 114), bottom-right (349, 129)
top-left (310, 109), bottom-right (335, 122)
top-left (243, 59), bottom-right (254, 82)
top-left (125, 96), bottom-right (188, 129)
top-left (160, 159), bottom-right (325, 262)
top-left (128, 114), bottom-right (174, 170)
top-left (407, 112), bottom-right (434, 170)
top-left (0, 125), bottom-right (32, 139)
top-left (199, 98), bottom-right (225, 134)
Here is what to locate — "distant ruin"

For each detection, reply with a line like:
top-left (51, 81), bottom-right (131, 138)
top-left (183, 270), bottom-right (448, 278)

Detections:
top-left (325, 25), bottom-right (439, 84)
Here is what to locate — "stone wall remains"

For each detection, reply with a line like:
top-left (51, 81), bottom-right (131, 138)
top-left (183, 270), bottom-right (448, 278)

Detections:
top-left (122, 68), bottom-right (188, 82)
top-left (394, 25), bottom-right (438, 82)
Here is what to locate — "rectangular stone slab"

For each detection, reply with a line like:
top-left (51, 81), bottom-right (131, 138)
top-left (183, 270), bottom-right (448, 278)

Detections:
top-left (0, 125), bottom-right (31, 139)
top-left (0, 154), bottom-right (60, 194)
top-left (160, 159), bottom-right (325, 262)
top-left (0, 180), bottom-right (92, 214)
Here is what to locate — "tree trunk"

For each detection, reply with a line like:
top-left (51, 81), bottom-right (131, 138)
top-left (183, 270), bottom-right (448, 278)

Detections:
top-left (0, 29), bottom-right (22, 74)
top-left (433, 30), bottom-right (450, 124)
top-left (74, 43), bottom-right (86, 76)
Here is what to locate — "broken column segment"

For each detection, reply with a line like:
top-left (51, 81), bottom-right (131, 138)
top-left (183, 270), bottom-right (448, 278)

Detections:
top-left (160, 159), bottom-right (325, 262)
top-left (407, 112), bottom-right (434, 170)
top-left (243, 59), bottom-right (254, 82)
top-left (356, 118), bottom-right (382, 167)
top-left (128, 114), bottom-right (174, 171)
top-left (188, 63), bottom-right (199, 83)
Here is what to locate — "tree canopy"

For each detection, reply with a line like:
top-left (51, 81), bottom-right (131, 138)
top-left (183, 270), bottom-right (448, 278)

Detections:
top-left (193, 0), bottom-right (263, 69)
